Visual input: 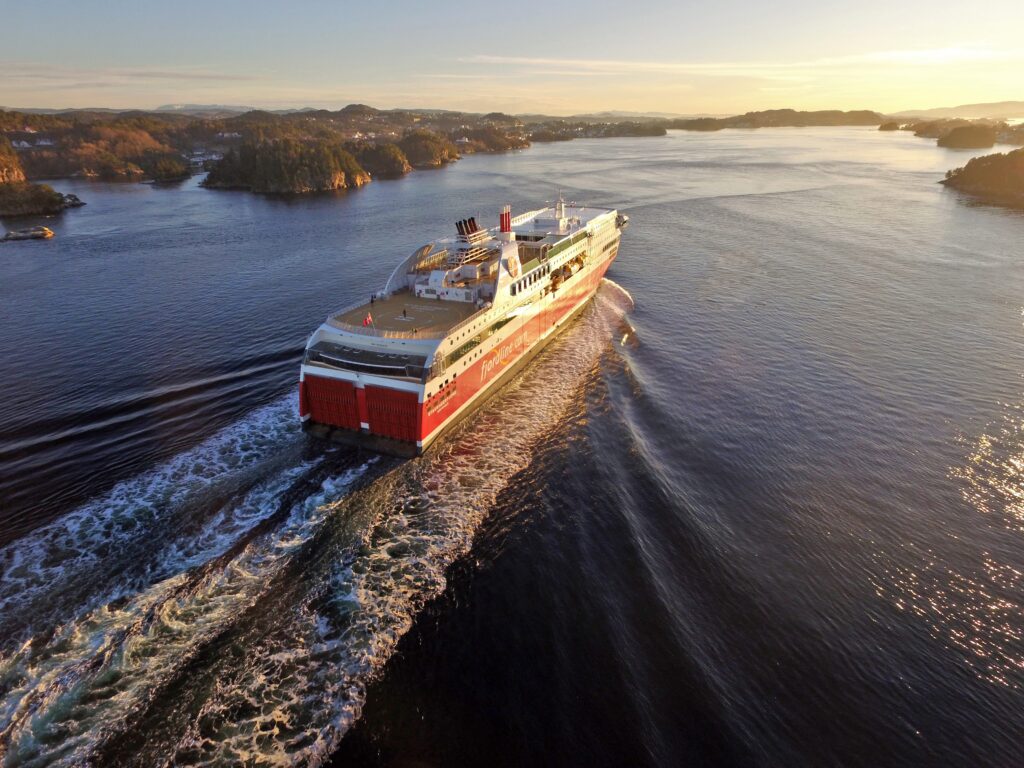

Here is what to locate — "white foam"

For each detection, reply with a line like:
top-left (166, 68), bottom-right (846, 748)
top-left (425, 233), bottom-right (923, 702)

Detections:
top-left (0, 459), bottom-right (375, 766)
top-left (0, 282), bottom-right (633, 766)
top-left (0, 394), bottom-right (302, 643)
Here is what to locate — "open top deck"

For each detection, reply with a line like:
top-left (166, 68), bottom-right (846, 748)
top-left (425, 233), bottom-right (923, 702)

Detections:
top-left (330, 290), bottom-right (478, 336)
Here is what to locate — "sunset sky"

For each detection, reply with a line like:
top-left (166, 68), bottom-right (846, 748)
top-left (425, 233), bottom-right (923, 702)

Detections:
top-left (4, 0), bottom-right (1022, 115)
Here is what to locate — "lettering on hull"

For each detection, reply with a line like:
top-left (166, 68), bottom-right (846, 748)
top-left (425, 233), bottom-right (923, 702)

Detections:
top-left (480, 331), bottom-right (529, 382)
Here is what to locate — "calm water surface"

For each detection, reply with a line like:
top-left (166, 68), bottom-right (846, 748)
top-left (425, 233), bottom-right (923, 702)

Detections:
top-left (0, 128), bottom-right (1022, 767)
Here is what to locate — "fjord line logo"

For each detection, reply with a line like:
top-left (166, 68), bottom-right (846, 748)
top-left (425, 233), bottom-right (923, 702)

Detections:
top-left (480, 331), bottom-right (529, 381)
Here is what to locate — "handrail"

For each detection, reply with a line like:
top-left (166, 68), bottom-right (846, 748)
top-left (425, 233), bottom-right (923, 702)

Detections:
top-left (325, 317), bottom-right (450, 339)
top-left (324, 302), bottom-right (491, 340)
top-left (511, 208), bottom-right (545, 227)
top-left (443, 304), bottom-right (492, 338)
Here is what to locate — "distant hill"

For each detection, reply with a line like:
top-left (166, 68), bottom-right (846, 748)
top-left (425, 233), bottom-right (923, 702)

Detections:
top-left (0, 106), bottom-right (126, 114)
top-left (570, 110), bottom-right (725, 121)
top-left (156, 104), bottom-right (256, 116)
top-left (894, 101), bottom-right (1024, 120)
top-left (156, 104), bottom-right (319, 117)
top-left (668, 109), bottom-right (884, 131)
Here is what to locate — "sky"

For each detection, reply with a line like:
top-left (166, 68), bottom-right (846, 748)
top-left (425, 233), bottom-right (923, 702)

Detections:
top-left (2, 0), bottom-right (1023, 115)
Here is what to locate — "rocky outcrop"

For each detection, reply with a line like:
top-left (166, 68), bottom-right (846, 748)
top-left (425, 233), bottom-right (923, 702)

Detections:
top-left (0, 164), bottom-right (25, 184)
top-left (0, 136), bottom-right (27, 183)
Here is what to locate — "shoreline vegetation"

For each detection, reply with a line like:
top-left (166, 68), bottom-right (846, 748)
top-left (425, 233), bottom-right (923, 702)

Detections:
top-left (2, 103), bottom-right (1023, 213)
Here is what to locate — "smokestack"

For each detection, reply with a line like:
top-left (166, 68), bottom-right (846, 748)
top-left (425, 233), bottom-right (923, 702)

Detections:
top-left (468, 217), bottom-right (478, 233)
top-left (499, 205), bottom-right (512, 234)
top-left (456, 220), bottom-right (465, 236)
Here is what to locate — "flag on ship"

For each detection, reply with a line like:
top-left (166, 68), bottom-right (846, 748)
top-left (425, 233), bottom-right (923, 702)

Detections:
top-left (363, 312), bottom-right (373, 327)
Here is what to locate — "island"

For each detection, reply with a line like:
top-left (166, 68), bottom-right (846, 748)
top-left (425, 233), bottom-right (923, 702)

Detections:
top-left (936, 124), bottom-right (998, 149)
top-left (878, 121), bottom-right (901, 131)
top-left (203, 140), bottom-right (370, 194)
top-left (0, 136), bottom-right (84, 217)
top-left (941, 148), bottom-right (1024, 208)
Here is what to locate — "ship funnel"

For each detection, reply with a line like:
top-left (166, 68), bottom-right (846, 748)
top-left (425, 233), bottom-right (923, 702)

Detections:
top-left (499, 204), bottom-right (512, 233)
top-left (456, 220), bottom-right (465, 236)
top-left (468, 216), bottom-right (478, 233)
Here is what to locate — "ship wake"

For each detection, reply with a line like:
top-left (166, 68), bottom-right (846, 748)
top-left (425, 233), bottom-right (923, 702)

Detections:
top-left (0, 280), bottom-right (633, 767)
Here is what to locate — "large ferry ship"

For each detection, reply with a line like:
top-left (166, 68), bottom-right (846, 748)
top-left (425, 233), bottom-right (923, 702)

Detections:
top-left (299, 198), bottom-right (628, 455)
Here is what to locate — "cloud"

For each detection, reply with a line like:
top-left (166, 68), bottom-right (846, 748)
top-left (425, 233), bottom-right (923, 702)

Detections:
top-left (458, 46), bottom-right (1024, 79)
top-left (0, 62), bottom-right (258, 85)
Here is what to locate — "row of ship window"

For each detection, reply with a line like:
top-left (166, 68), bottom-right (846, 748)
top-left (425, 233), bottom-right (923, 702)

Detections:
top-left (510, 265), bottom-right (552, 296)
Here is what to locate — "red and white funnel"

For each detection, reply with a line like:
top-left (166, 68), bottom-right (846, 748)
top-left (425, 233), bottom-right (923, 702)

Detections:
top-left (499, 204), bottom-right (514, 241)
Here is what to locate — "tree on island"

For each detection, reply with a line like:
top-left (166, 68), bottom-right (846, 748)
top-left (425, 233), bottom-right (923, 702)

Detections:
top-left (937, 124), bottom-right (998, 149)
top-left (347, 142), bottom-right (412, 177)
top-left (450, 126), bottom-right (530, 153)
top-left (397, 130), bottom-right (460, 168)
top-left (204, 139), bottom-right (370, 194)
top-left (150, 157), bottom-right (191, 182)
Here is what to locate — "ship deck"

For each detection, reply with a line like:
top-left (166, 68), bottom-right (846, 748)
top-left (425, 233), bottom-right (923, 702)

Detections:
top-left (333, 291), bottom-right (478, 335)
